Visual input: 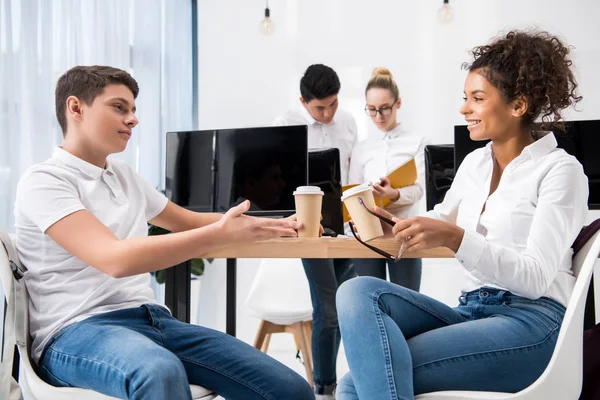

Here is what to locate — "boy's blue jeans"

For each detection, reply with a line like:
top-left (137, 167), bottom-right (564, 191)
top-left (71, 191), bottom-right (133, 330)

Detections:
top-left (38, 304), bottom-right (314, 400)
top-left (301, 258), bottom-right (356, 392)
top-left (336, 277), bottom-right (565, 400)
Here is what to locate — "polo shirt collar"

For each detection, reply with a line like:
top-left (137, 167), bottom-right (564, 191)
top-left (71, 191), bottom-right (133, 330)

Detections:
top-left (53, 147), bottom-right (116, 179)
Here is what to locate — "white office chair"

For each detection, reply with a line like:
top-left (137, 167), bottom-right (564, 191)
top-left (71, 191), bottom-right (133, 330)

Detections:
top-left (245, 258), bottom-right (314, 385)
top-left (416, 227), bottom-right (600, 400)
top-left (0, 232), bottom-right (216, 400)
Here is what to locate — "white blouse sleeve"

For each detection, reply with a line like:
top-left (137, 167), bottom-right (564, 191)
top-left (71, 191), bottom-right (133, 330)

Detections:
top-left (348, 143), bottom-right (365, 185)
top-left (393, 137), bottom-right (428, 206)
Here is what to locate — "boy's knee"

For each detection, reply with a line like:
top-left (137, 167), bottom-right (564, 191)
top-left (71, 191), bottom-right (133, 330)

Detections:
top-left (316, 302), bottom-right (340, 331)
top-left (131, 354), bottom-right (188, 394)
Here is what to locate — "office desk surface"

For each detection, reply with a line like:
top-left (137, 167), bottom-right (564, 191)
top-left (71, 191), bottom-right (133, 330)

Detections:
top-left (203, 237), bottom-right (454, 259)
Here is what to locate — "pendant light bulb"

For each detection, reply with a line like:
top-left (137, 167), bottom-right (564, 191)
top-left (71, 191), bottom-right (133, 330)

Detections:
top-left (259, 1), bottom-right (275, 35)
top-left (437, 0), bottom-right (454, 24)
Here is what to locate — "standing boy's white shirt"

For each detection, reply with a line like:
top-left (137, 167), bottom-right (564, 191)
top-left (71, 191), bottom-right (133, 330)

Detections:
top-left (348, 124), bottom-right (429, 219)
top-left (14, 147), bottom-right (168, 363)
top-left (273, 107), bottom-right (358, 185)
top-left (426, 132), bottom-right (589, 307)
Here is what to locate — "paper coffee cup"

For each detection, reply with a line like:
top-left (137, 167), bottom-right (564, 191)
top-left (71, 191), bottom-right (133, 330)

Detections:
top-left (341, 184), bottom-right (384, 242)
top-left (293, 186), bottom-right (324, 238)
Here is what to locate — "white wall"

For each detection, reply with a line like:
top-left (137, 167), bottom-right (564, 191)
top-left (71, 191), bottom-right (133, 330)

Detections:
top-left (198, 0), bottom-right (600, 142)
top-left (196, 0), bottom-right (600, 346)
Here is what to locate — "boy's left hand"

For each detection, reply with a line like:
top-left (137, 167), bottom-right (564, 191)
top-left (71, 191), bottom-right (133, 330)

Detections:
top-left (372, 177), bottom-right (400, 201)
top-left (287, 214), bottom-right (325, 237)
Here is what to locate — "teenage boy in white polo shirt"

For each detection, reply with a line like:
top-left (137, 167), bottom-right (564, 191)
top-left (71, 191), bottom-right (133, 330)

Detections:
top-left (14, 66), bottom-right (314, 400)
top-left (274, 64), bottom-right (358, 399)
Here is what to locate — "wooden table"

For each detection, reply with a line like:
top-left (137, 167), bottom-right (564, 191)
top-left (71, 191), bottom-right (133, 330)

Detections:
top-left (205, 237), bottom-right (454, 259)
top-left (164, 237), bottom-right (454, 335)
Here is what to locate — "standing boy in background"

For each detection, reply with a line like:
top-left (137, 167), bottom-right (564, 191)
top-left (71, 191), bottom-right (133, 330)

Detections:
top-left (274, 63), bottom-right (358, 399)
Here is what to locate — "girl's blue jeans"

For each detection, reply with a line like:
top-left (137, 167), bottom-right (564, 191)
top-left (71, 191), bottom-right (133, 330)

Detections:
top-left (336, 277), bottom-right (565, 400)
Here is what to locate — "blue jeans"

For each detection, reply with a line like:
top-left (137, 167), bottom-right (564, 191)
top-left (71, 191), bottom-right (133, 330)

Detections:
top-left (353, 258), bottom-right (422, 290)
top-left (301, 258), bottom-right (356, 392)
top-left (336, 277), bottom-right (565, 400)
top-left (38, 304), bottom-right (314, 400)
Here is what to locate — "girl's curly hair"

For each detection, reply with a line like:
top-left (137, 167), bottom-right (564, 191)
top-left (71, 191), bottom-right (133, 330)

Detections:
top-left (463, 30), bottom-right (582, 132)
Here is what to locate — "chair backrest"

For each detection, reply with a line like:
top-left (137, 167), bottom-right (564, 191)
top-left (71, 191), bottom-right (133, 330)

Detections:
top-left (515, 225), bottom-right (600, 399)
top-left (244, 258), bottom-right (312, 315)
top-left (423, 144), bottom-right (455, 211)
top-left (0, 233), bottom-right (24, 400)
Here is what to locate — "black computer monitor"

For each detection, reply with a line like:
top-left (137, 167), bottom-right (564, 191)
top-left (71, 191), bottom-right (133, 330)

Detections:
top-left (453, 125), bottom-right (489, 172)
top-left (454, 120), bottom-right (600, 209)
top-left (308, 148), bottom-right (344, 236)
top-left (165, 125), bottom-right (308, 216)
top-left (165, 130), bottom-right (215, 212)
top-left (166, 126), bottom-right (308, 217)
top-left (216, 125), bottom-right (308, 217)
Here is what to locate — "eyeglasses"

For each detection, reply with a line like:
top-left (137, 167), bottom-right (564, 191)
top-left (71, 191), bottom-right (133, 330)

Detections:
top-left (365, 105), bottom-right (394, 117)
top-left (348, 197), bottom-right (407, 262)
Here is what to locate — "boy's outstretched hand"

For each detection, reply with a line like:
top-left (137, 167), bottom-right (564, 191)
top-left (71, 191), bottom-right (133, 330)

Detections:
top-left (286, 213), bottom-right (325, 237)
top-left (218, 201), bottom-right (302, 243)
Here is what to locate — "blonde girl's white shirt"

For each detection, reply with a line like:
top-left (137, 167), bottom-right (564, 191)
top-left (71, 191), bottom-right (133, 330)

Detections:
top-left (348, 124), bottom-right (429, 219)
top-left (426, 132), bottom-right (589, 307)
top-left (14, 147), bottom-right (169, 363)
top-left (273, 107), bottom-right (358, 185)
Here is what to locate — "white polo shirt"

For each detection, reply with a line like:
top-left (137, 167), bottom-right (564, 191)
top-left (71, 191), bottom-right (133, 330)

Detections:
top-left (348, 124), bottom-right (429, 219)
top-left (14, 147), bottom-right (168, 363)
top-left (427, 132), bottom-right (589, 306)
top-left (274, 107), bottom-right (358, 185)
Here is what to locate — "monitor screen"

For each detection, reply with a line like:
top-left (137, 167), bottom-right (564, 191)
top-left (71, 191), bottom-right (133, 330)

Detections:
top-left (215, 125), bottom-right (308, 216)
top-left (308, 148), bottom-right (344, 235)
top-left (453, 125), bottom-right (489, 171)
top-left (165, 130), bottom-right (215, 212)
top-left (454, 120), bottom-right (600, 209)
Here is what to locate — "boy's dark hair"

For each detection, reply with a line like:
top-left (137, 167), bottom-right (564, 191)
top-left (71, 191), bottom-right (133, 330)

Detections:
top-left (463, 30), bottom-right (582, 132)
top-left (300, 64), bottom-right (340, 102)
top-left (55, 65), bottom-right (139, 136)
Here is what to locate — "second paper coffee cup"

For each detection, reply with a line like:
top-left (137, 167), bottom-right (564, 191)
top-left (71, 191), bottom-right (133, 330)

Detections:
top-left (293, 186), bottom-right (324, 238)
top-left (341, 184), bottom-right (384, 242)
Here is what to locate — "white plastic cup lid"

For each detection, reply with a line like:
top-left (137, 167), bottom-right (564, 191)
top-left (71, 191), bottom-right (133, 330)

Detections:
top-left (340, 183), bottom-right (372, 202)
top-left (293, 186), bottom-right (324, 196)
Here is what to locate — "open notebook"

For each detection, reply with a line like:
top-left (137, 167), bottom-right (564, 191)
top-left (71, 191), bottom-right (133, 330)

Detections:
top-left (342, 158), bottom-right (417, 222)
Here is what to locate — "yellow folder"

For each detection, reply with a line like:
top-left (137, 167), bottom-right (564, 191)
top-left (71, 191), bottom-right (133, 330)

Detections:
top-left (342, 158), bottom-right (417, 222)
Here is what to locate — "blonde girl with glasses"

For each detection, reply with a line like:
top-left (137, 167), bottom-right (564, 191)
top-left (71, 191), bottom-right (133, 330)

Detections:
top-left (348, 68), bottom-right (430, 289)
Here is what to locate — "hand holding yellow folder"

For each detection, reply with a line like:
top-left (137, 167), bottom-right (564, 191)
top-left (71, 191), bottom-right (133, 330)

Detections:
top-left (342, 158), bottom-right (417, 222)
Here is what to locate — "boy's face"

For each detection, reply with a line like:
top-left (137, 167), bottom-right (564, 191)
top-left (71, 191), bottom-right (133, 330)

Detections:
top-left (78, 84), bottom-right (138, 154)
top-left (300, 94), bottom-right (338, 125)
